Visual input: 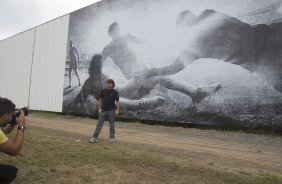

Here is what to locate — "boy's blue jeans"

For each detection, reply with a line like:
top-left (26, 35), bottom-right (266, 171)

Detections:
top-left (93, 110), bottom-right (115, 139)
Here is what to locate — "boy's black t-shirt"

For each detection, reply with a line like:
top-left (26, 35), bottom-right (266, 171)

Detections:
top-left (100, 89), bottom-right (119, 111)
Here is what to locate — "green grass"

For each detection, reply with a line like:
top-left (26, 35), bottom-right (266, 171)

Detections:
top-left (1, 127), bottom-right (282, 184)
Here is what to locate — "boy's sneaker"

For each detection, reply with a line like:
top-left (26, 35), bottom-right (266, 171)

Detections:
top-left (89, 137), bottom-right (98, 143)
top-left (109, 138), bottom-right (115, 143)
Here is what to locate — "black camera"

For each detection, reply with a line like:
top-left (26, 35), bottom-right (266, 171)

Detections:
top-left (8, 107), bottom-right (29, 125)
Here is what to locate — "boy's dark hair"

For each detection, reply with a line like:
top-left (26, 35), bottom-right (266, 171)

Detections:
top-left (107, 79), bottom-right (115, 88)
top-left (0, 97), bottom-right (15, 117)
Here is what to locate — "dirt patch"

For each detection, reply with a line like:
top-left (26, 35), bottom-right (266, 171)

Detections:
top-left (27, 113), bottom-right (282, 176)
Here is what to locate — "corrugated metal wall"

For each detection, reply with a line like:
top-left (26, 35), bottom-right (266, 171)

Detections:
top-left (0, 15), bottom-right (69, 112)
top-left (29, 15), bottom-right (69, 112)
top-left (0, 29), bottom-right (35, 108)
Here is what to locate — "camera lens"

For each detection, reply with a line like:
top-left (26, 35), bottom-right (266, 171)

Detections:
top-left (21, 107), bottom-right (29, 116)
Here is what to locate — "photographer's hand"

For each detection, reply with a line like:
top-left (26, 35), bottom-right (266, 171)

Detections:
top-left (16, 111), bottom-right (25, 127)
top-left (0, 111), bottom-right (25, 156)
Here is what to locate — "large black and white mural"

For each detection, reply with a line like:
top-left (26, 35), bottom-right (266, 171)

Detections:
top-left (63, 0), bottom-right (282, 129)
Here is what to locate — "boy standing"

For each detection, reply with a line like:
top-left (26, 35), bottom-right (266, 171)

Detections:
top-left (90, 79), bottom-right (119, 143)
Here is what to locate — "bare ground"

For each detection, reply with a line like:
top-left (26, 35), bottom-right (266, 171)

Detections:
top-left (26, 113), bottom-right (282, 178)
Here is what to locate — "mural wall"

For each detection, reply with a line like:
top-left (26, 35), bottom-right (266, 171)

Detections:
top-left (62, 0), bottom-right (282, 129)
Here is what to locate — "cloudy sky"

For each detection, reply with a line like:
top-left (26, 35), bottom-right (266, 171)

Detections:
top-left (1, 0), bottom-right (282, 41)
top-left (0, 0), bottom-right (100, 41)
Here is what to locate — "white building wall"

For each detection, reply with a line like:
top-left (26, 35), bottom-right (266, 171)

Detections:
top-left (29, 15), bottom-right (69, 112)
top-left (0, 29), bottom-right (35, 108)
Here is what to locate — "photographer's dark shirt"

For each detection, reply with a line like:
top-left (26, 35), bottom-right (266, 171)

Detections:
top-left (100, 89), bottom-right (119, 111)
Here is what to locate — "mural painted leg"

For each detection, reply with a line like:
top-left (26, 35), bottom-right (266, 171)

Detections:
top-left (120, 96), bottom-right (164, 110)
top-left (138, 59), bottom-right (185, 79)
top-left (143, 77), bottom-right (221, 103)
top-left (74, 68), bottom-right (81, 86)
top-left (191, 83), bottom-right (221, 103)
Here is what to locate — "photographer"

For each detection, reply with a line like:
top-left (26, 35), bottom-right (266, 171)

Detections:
top-left (0, 97), bottom-right (26, 184)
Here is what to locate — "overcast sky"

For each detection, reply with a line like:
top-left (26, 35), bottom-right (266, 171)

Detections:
top-left (1, 0), bottom-right (282, 41)
top-left (0, 0), bottom-right (101, 41)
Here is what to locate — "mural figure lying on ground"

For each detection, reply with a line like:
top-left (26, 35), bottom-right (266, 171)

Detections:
top-left (100, 10), bottom-right (282, 95)
top-left (69, 54), bottom-right (221, 111)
